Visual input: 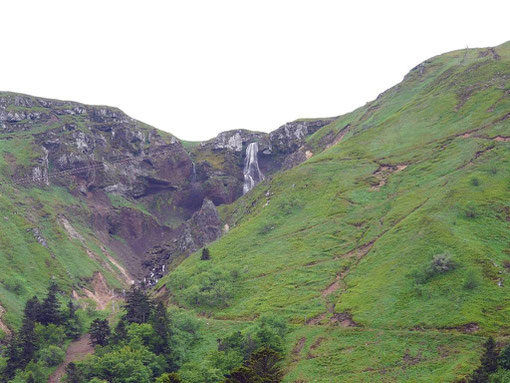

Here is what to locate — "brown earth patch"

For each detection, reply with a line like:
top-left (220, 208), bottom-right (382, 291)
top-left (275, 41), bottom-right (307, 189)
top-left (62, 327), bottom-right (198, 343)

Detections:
top-left (306, 312), bottom-right (327, 325)
top-left (327, 124), bottom-right (352, 149)
top-left (48, 334), bottom-right (94, 383)
top-left (292, 337), bottom-right (307, 360)
top-left (330, 312), bottom-right (357, 327)
top-left (446, 322), bottom-right (480, 334)
top-left (402, 349), bottom-right (423, 367)
top-left (322, 275), bottom-right (341, 298)
top-left (321, 241), bottom-right (375, 298)
top-left (371, 163), bottom-right (407, 191)
top-left (82, 272), bottom-right (115, 310)
top-left (306, 337), bottom-right (326, 359)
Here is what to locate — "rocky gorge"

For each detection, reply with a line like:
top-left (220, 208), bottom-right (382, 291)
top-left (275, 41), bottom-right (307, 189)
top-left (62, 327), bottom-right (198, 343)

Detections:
top-left (0, 91), bottom-right (336, 286)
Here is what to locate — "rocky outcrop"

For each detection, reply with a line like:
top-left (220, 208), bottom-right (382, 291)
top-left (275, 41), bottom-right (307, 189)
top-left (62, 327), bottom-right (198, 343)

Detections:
top-left (0, 91), bottom-right (336, 286)
top-left (143, 198), bottom-right (222, 286)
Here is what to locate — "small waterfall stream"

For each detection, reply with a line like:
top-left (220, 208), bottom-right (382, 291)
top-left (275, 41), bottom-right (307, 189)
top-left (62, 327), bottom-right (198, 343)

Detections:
top-left (191, 161), bottom-right (197, 182)
top-left (243, 142), bottom-right (264, 194)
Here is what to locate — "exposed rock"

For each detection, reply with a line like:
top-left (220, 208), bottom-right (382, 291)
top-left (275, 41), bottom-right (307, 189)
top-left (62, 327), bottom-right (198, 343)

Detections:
top-left (0, 92), bottom-right (336, 288)
top-left (28, 227), bottom-right (48, 247)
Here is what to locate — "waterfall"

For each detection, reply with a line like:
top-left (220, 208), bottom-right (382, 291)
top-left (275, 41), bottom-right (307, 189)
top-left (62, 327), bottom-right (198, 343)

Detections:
top-left (243, 142), bottom-right (264, 194)
top-left (191, 161), bottom-right (197, 182)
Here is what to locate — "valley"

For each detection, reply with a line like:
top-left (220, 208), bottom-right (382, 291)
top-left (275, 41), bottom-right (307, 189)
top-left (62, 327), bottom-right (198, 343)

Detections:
top-left (0, 41), bottom-right (509, 382)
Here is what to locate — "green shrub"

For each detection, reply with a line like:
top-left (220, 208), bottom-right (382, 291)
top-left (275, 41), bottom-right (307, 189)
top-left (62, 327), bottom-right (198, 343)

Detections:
top-left (35, 323), bottom-right (66, 346)
top-left (490, 369), bottom-right (510, 383)
top-left (155, 372), bottom-right (182, 383)
top-left (39, 345), bottom-right (65, 367)
top-left (465, 203), bottom-right (479, 219)
top-left (413, 254), bottom-right (456, 284)
top-left (471, 177), bottom-right (480, 186)
top-left (1, 275), bottom-right (26, 295)
top-left (463, 270), bottom-right (480, 290)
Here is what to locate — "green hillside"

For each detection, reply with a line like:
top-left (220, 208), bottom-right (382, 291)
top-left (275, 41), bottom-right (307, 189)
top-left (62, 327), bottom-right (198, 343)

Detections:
top-left (159, 42), bottom-right (510, 381)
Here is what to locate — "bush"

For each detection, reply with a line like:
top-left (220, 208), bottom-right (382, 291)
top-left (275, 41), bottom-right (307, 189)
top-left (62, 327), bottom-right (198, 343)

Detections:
top-left (1, 276), bottom-right (26, 295)
top-left (430, 254), bottom-right (455, 274)
top-left (499, 343), bottom-right (510, 370)
top-left (471, 177), bottom-right (480, 186)
top-left (463, 270), bottom-right (480, 290)
top-left (490, 369), bottom-right (510, 383)
top-left (465, 203), bottom-right (479, 219)
top-left (179, 269), bottom-right (234, 308)
top-left (201, 248), bottom-right (211, 261)
top-left (35, 323), bottom-right (66, 346)
top-left (413, 254), bottom-right (456, 284)
top-left (39, 345), bottom-right (65, 367)
top-left (155, 373), bottom-right (182, 383)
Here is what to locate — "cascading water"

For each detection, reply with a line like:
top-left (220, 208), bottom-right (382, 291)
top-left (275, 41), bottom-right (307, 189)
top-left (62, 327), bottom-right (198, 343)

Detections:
top-left (191, 161), bottom-right (197, 182)
top-left (243, 142), bottom-right (264, 194)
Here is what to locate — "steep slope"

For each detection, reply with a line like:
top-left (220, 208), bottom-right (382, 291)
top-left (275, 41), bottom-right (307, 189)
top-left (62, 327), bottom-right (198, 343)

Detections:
top-left (160, 42), bottom-right (510, 381)
top-left (0, 91), bottom-right (330, 334)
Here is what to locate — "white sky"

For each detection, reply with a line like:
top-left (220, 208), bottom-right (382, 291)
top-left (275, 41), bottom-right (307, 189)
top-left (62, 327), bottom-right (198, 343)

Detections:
top-left (1, 1), bottom-right (509, 141)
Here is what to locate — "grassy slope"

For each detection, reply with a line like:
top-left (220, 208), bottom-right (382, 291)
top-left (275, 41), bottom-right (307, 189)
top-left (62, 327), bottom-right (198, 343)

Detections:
top-left (161, 42), bottom-right (510, 381)
top-left (0, 95), bottom-right (156, 334)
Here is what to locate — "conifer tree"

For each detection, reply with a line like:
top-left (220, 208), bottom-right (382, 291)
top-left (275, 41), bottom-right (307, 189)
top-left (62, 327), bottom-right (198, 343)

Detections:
top-left (225, 347), bottom-right (284, 383)
top-left (246, 347), bottom-right (284, 383)
top-left (499, 343), bottom-right (510, 370)
top-left (3, 333), bottom-right (21, 382)
top-left (89, 319), bottom-right (110, 347)
top-left (40, 280), bottom-right (62, 325)
top-left (201, 248), bottom-right (211, 260)
top-left (18, 314), bottom-right (38, 366)
top-left (67, 299), bottom-right (76, 321)
top-left (24, 296), bottom-right (41, 323)
top-left (225, 366), bottom-right (261, 383)
top-left (482, 336), bottom-right (499, 374)
top-left (470, 336), bottom-right (499, 383)
top-left (150, 302), bottom-right (171, 354)
top-left (112, 319), bottom-right (128, 344)
top-left (123, 287), bottom-right (152, 324)
top-left (65, 362), bottom-right (82, 383)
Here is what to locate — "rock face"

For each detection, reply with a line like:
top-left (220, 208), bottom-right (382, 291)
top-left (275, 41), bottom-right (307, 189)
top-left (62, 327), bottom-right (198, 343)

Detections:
top-left (0, 91), bottom-right (336, 283)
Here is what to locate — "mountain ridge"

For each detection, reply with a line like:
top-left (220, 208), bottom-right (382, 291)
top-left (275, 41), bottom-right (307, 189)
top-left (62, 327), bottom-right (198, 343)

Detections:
top-left (0, 41), bottom-right (509, 382)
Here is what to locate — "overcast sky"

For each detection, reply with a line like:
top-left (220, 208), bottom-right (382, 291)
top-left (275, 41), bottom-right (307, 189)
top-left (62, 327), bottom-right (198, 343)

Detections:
top-left (1, 1), bottom-right (508, 141)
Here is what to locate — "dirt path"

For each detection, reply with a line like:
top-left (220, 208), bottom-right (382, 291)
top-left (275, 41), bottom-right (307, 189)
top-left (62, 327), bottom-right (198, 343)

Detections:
top-left (48, 334), bottom-right (94, 383)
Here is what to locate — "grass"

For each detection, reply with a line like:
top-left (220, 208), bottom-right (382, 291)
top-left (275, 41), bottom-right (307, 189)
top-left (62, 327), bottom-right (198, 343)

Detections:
top-left (0, 43), bottom-right (509, 380)
top-left (158, 41), bottom-right (510, 381)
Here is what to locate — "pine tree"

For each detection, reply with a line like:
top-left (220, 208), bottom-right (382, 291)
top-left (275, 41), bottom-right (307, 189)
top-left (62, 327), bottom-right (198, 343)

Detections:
top-left (225, 366), bottom-right (261, 383)
top-left (24, 296), bottom-right (41, 323)
top-left (246, 347), bottom-right (284, 383)
top-left (65, 362), bottom-right (82, 383)
top-left (470, 336), bottom-right (499, 382)
top-left (89, 319), bottom-right (110, 347)
top-left (112, 319), bottom-right (128, 344)
top-left (482, 336), bottom-right (499, 374)
top-left (499, 343), bottom-right (510, 370)
top-left (150, 302), bottom-right (171, 354)
top-left (123, 287), bottom-right (152, 324)
top-left (18, 315), bottom-right (38, 366)
top-left (40, 280), bottom-right (62, 325)
top-left (66, 299), bottom-right (77, 321)
top-left (3, 333), bottom-right (21, 382)
top-left (65, 299), bottom-right (81, 339)
top-left (201, 248), bottom-right (211, 260)
top-left (226, 347), bottom-right (283, 383)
